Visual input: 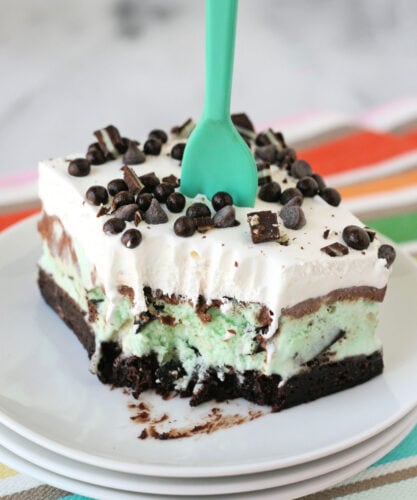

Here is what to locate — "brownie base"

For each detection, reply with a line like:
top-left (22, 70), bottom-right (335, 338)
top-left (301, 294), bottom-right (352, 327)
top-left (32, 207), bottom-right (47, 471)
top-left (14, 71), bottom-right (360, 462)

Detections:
top-left (38, 268), bottom-right (384, 411)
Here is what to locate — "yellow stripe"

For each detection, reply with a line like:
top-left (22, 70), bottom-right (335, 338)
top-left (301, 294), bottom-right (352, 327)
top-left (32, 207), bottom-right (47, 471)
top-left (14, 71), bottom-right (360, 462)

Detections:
top-left (0, 464), bottom-right (18, 479)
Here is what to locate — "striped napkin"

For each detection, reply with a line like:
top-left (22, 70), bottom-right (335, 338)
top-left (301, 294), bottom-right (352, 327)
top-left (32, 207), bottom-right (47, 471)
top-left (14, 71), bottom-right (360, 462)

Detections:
top-left (2, 98), bottom-right (417, 499)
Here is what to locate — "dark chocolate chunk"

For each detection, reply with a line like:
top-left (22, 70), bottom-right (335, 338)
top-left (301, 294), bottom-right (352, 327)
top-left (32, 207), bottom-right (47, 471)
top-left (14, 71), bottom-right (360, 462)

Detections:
top-left (171, 118), bottom-right (195, 139)
top-left (112, 191), bottom-right (135, 210)
top-left (323, 229), bottom-right (330, 239)
top-left (311, 173), bottom-right (326, 192)
top-left (279, 205), bottom-right (306, 230)
top-left (258, 181), bottom-right (281, 203)
top-left (256, 162), bottom-right (272, 186)
top-left (211, 192), bottom-right (233, 211)
top-left (143, 138), bottom-right (162, 156)
top-left (86, 143), bottom-right (106, 165)
top-left (161, 174), bottom-right (179, 187)
top-left (280, 187), bottom-right (303, 205)
top-left (148, 129), bottom-right (168, 144)
top-left (107, 178), bottom-right (128, 196)
top-left (321, 242), bottom-right (349, 257)
top-left (94, 125), bottom-right (124, 159)
top-left (195, 216), bottom-right (215, 233)
top-left (231, 113), bottom-right (255, 132)
top-left (296, 176), bottom-right (319, 197)
top-left (290, 160), bottom-right (313, 179)
top-left (68, 158), bottom-right (90, 177)
top-left (123, 141), bottom-right (146, 165)
top-left (136, 192), bottom-right (154, 211)
top-left (320, 187), bottom-right (341, 207)
top-left (174, 216), bottom-right (196, 237)
top-left (255, 144), bottom-right (277, 163)
top-left (255, 129), bottom-right (287, 150)
top-left (154, 183), bottom-right (175, 203)
top-left (139, 172), bottom-right (160, 192)
top-left (170, 142), bottom-right (186, 161)
top-left (166, 192), bottom-right (186, 213)
top-left (121, 228), bottom-right (142, 249)
top-left (378, 244), bottom-right (396, 268)
top-left (255, 133), bottom-right (270, 147)
top-left (213, 205), bottom-right (236, 228)
top-left (121, 165), bottom-right (145, 195)
top-left (86, 185), bottom-right (109, 206)
top-left (113, 203), bottom-right (140, 222)
top-left (186, 202), bottom-right (211, 219)
top-left (276, 147), bottom-right (297, 169)
top-left (144, 198), bottom-right (168, 224)
top-left (342, 225), bottom-right (371, 250)
top-left (247, 210), bottom-right (279, 244)
top-left (103, 218), bottom-right (126, 235)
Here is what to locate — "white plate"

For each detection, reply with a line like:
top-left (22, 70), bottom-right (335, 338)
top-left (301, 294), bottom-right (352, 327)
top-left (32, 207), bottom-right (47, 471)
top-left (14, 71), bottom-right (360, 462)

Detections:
top-left (1, 416), bottom-right (415, 500)
top-left (1, 407), bottom-right (416, 496)
top-left (1, 216), bottom-right (417, 478)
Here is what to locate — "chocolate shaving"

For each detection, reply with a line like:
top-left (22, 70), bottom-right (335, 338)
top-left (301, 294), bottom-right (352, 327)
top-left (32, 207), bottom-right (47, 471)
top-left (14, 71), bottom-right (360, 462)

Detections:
top-left (320, 242), bottom-right (349, 257)
top-left (171, 118), bottom-right (195, 139)
top-left (96, 205), bottom-right (110, 217)
top-left (121, 166), bottom-right (145, 195)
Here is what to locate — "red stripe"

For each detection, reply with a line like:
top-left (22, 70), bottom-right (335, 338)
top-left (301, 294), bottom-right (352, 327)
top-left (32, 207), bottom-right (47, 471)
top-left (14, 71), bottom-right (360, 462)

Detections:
top-left (299, 130), bottom-right (417, 176)
top-left (0, 208), bottom-right (40, 231)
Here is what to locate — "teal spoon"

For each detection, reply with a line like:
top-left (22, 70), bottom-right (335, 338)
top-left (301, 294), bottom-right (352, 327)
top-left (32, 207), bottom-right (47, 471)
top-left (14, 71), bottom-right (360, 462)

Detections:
top-left (180, 0), bottom-right (258, 207)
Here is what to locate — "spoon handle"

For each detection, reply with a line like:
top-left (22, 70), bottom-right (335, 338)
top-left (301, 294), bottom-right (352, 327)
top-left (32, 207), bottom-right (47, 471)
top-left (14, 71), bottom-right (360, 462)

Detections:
top-left (203, 0), bottom-right (238, 121)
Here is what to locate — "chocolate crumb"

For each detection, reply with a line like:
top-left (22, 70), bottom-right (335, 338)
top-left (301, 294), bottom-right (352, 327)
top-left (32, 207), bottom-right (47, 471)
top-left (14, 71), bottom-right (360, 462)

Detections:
top-left (139, 429), bottom-right (148, 440)
top-left (323, 229), bottom-right (330, 239)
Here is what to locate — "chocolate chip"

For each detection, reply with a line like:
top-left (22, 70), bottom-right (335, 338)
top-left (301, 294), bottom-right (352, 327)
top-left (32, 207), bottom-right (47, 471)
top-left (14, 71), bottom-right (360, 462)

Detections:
top-left (170, 142), bottom-right (186, 161)
top-left (290, 160), bottom-right (313, 179)
top-left (144, 198), bottom-right (168, 224)
top-left (186, 202), bottom-right (211, 219)
top-left (119, 137), bottom-right (131, 154)
top-left (365, 228), bottom-right (376, 242)
top-left (296, 176), bottom-right (319, 197)
top-left (148, 129), bottom-right (168, 144)
top-left (166, 192), bottom-right (186, 213)
top-left (94, 125), bottom-right (124, 159)
top-left (86, 185), bottom-right (109, 206)
top-left (123, 141), bottom-right (146, 165)
top-left (255, 145), bottom-right (277, 163)
top-left (276, 147), bottom-right (297, 169)
top-left (86, 143), bottom-right (106, 165)
top-left (174, 216), bottom-right (196, 237)
top-left (280, 187), bottom-right (303, 205)
top-left (139, 172), bottom-right (160, 192)
top-left (103, 218), bottom-right (126, 235)
top-left (136, 193), bottom-right (154, 211)
top-left (143, 138), bottom-right (161, 156)
top-left (255, 133), bottom-right (269, 147)
top-left (247, 210), bottom-right (280, 244)
top-left (256, 162), bottom-right (272, 186)
top-left (96, 205), bottom-right (110, 217)
top-left (311, 173), bottom-right (326, 192)
top-left (279, 205), bottom-right (306, 230)
top-left (107, 179), bottom-right (128, 196)
top-left (284, 195), bottom-right (303, 207)
top-left (121, 228), bottom-right (142, 249)
top-left (258, 182), bottom-right (281, 203)
top-left (68, 158), bottom-right (91, 177)
top-left (320, 187), bottom-right (341, 207)
top-left (113, 203), bottom-right (140, 222)
top-left (378, 244), bottom-right (396, 268)
top-left (342, 225), bottom-right (371, 250)
top-left (112, 191), bottom-right (135, 209)
top-left (321, 242), bottom-right (349, 257)
top-left (154, 183), bottom-right (175, 203)
top-left (213, 205), bottom-right (236, 228)
top-left (211, 192), bottom-right (233, 211)
top-left (121, 166), bottom-right (145, 195)
top-left (162, 174), bottom-right (179, 187)
top-left (323, 229), bottom-right (330, 239)
top-left (171, 118), bottom-right (195, 139)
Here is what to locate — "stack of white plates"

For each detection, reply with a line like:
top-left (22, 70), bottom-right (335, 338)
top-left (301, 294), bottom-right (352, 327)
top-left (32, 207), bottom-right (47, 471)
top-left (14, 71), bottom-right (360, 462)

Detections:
top-left (1, 217), bottom-right (417, 500)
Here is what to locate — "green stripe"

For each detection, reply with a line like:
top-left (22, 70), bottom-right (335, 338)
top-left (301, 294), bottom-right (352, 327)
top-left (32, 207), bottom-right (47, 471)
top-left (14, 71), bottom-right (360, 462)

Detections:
top-left (364, 211), bottom-right (417, 243)
top-left (371, 425), bottom-right (417, 467)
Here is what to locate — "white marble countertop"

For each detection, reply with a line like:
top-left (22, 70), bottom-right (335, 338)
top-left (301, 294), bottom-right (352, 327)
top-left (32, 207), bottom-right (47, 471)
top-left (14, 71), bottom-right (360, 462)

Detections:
top-left (1, 0), bottom-right (416, 176)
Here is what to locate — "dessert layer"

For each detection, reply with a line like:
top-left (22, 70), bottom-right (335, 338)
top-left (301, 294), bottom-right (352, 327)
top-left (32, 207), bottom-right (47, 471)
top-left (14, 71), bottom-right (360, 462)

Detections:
top-left (38, 143), bottom-right (391, 339)
top-left (38, 268), bottom-right (383, 410)
top-left (38, 213), bottom-right (384, 382)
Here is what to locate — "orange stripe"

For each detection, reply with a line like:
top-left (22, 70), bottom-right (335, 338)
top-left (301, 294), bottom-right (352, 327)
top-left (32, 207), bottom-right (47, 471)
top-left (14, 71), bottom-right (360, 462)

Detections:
top-left (300, 130), bottom-right (416, 176)
top-left (0, 208), bottom-right (40, 231)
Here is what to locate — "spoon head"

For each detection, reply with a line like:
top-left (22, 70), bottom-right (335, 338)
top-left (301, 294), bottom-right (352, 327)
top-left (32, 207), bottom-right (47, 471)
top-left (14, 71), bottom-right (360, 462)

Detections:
top-left (180, 119), bottom-right (258, 207)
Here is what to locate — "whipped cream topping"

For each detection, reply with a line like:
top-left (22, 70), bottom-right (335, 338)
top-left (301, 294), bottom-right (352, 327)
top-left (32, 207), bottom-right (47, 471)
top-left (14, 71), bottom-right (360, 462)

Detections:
top-left (38, 142), bottom-right (390, 337)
